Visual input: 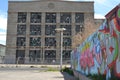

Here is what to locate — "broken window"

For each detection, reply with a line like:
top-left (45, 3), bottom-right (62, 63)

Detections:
top-left (60, 13), bottom-right (71, 23)
top-left (30, 25), bottom-right (41, 35)
top-left (16, 37), bottom-right (26, 46)
top-left (29, 50), bottom-right (40, 62)
top-left (16, 50), bottom-right (25, 64)
top-left (17, 12), bottom-right (27, 23)
top-left (75, 25), bottom-right (84, 33)
top-left (45, 25), bottom-right (56, 35)
top-left (45, 13), bottom-right (56, 23)
top-left (17, 24), bottom-right (26, 35)
top-left (45, 50), bottom-right (56, 62)
top-left (30, 12), bottom-right (41, 23)
top-left (30, 37), bottom-right (41, 46)
top-left (63, 50), bottom-right (71, 59)
top-left (63, 37), bottom-right (71, 46)
top-left (75, 13), bottom-right (84, 23)
top-left (45, 37), bottom-right (56, 47)
top-left (60, 25), bottom-right (71, 36)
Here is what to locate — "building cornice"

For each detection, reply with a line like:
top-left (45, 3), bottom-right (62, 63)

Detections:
top-left (9, 0), bottom-right (94, 3)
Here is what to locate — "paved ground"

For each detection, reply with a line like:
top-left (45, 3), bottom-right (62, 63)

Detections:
top-left (0, 67), bottom-right (65, 80)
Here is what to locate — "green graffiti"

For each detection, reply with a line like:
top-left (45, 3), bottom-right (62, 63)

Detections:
top-left (117, 8), bottom-right (120, 18)
top-left (113, 38), bottom-right (119, 60)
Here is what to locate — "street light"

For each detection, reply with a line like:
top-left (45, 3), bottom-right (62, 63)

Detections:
top-left (55, 28), bottom-right (66, 71)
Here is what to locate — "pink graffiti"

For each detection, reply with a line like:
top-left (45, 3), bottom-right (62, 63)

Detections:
top-left (80, 49), bottom-right (94, 69)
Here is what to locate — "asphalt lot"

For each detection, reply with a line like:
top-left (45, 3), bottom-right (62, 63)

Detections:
top-left (0, 67), bottom-right (64, 80)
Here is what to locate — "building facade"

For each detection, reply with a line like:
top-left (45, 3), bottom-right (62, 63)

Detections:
top-left (5, 0), bottom-right (101, 64)
top-left (0, 44), bottom-right (5, 63)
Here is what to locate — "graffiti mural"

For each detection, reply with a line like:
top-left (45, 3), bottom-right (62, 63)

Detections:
top-left (71, 5), bottom-right (120, 77)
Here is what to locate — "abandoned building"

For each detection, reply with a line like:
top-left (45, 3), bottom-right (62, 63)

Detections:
top-left (5, 0), bottom-right (103, 64)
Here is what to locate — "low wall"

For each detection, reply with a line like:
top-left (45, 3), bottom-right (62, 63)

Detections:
top-left (73, 70), bottom-right (91, 80)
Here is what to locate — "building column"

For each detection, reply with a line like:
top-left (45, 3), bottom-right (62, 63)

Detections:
top-left (41, 12), bottom-right (45, 63)
top-left (25, 12), bottom-right (30, 64)
top-left (72, 12), bottom-right (75, 36)
top-left (71, 12), bottom-right (75, 49)
top-left (56, 12), bottom-right (60, 64)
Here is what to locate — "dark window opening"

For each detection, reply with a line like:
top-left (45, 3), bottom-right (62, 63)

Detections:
top-left (17, 12), bottom-right (27, 23)
top-left (75, 25), bottom-right (84, 33)
top-left (17, 24), bottom-right (26, 35)
top-left (30, 12), bottom-right (41, 23)
top-left (63, 37), bottom-right (71, 46)
top-left (45, 37), bottom-right (56, 47)
top-left (16, 37), bottom-right (26, 46)
top-left (45, 13), bottom-right (56, 23)
top-left (16, 50), bottom-right (25, 64)
top-left (30, 25), bottom-right (41, 35)
top-left (60, 13), bottom-right (71, 23)
top-left (63, 50), bottom-right (71, 59)
top-left (30, 37), bottom-right (41, 46)
top-left (45, 25), bottom-right (56, 35)
top-left (29, 50), bottom-right (40, 62)
top-left (75, 13), bottom-right (84, 23)
top-left (45, 50), bottom-right (56, 62)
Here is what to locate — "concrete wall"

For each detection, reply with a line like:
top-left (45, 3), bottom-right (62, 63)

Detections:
top-left (71, 5), bottom-right (120, 78)
top-left (8, 1), bottom-right (94, 13)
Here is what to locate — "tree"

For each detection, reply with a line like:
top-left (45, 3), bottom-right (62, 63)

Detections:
top-left (72, 18), bottom-right (98, 49)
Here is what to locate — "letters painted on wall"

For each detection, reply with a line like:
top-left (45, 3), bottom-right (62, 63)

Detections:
top-left (71, 5), bottom-right (120, 77)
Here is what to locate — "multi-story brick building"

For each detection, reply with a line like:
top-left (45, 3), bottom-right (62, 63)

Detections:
top-left (5, 0), bottom-right (103, 64)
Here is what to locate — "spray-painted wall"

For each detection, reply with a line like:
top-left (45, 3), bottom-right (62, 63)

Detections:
top-left (71, 5), bottom-right (120, 77)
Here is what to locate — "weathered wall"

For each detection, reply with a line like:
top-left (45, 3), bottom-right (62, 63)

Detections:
top-left (6, 0), bottom-right (94, 64)
top-left (71, 5), bottom-right (120, 77)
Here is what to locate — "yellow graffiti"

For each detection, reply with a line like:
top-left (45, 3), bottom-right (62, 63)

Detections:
top-left (81, 42), bottom-right (90, 53)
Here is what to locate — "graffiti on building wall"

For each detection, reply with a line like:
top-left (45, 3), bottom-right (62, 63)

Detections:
top-left (71, 5), bottom-right (120, 77)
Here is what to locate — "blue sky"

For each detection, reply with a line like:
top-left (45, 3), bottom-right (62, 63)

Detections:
top-left (0, 0), bottom-right (120, 45)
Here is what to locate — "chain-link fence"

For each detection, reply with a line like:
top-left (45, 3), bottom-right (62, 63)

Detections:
top-left (3, 57), bottom-right (70, 65)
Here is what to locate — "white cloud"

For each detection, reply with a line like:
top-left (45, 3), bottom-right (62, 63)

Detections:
top-left (94, 14), bottom-right (105, 19)
top-left (0, 31), bottom-right (6, 45)
top-left (0, 14), bottom-right (7, 30)
top-left (94, 0), bottom-right (106, 4)
top-left (0, 30), bottom-right (6, 45)
top-left (0, 12), bottom-right (7, 45)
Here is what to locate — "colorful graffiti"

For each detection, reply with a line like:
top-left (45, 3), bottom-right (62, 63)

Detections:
top-left (71, 5), bottom-right (120, 78)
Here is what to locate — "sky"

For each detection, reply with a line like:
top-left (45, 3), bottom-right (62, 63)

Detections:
top-left (0, 0), bottom-right (120, 45)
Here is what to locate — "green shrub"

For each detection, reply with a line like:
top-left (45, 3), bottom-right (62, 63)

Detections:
top-left (62, 67), bottom-right (74, 76)
top-left (87, 74), bottom-right (120, 80)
